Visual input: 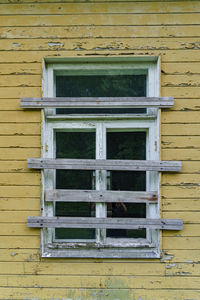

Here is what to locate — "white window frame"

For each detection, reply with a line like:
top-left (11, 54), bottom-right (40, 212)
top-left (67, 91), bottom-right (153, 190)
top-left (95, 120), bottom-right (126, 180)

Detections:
top-left (41, 57), bottom-right (160, 258)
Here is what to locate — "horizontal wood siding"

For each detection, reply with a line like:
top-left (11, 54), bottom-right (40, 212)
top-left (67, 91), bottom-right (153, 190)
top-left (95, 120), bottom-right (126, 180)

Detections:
top-left (0, 0), bottom-right (200, 299)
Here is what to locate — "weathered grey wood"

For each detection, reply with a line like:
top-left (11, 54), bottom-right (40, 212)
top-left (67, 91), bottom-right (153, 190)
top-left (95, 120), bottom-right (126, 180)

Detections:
top-left (42, 247), bottom-right (159, 258)
top-left (27, 216), bottom-right (183, 230)
top-left (46, 114), bottom-right (157, 121)
top-left (21, 97), bottom-right (174, 108)
top-left (45, 190), bottom-right (158, 203)
top-left (28, 158), bottom-right (182, 172)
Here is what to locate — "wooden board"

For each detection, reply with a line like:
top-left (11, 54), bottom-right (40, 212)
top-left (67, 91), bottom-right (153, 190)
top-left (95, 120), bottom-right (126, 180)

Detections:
top-left (1, 14), bottom-right (200, 26)
top-left (21, 97), bottom-right (174, 108)
top-left (27, 158), bottom-right (182, 172)
top-left (45, 190), bottom-right (158, 203)
top-left (1, 2), bottom-right (200, 14)
top-left (27, 216), bottom-right (183, 230)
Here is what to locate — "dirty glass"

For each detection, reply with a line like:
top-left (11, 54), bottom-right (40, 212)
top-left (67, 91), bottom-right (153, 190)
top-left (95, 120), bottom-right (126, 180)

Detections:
top-left (106, 131), bottom-right (146, 239)
top-left (56, 74), bottom-right (146, 114)
top-left (55, 131), bottom-right (96, 240)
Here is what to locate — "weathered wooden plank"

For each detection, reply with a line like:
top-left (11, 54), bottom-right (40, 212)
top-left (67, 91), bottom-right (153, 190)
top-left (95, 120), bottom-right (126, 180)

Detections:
top-left (162, 111), bottom-right (200, 123)
top-left (0, 186), bottom-right (40, 198)
top-left (0, 261), bottom-right (199, 276)
top-left (2, 38), bottom-right (200, 52)
top-left (2, 25), bottom-right (200, 39)
top-left (45, 190), bottom-right (158, 203)
top-left (0, 148), bottom-right (40, 160)
top-left (162, 199), bottom-right (200, 211)
top-left (0, 211), bottom-right (39, 223)
top-left (162, 62), bottom-right (200, 75)
top-left (162, 149), bottom-right (200, 161)
top-left (1, 2), bottom-right (200, 14)
top-left (162, 186), bottom-right (200, 199)
top-left (0, 248), bottom-right (198, 263)
top-left (1, 274), bottom-right (200, 289)
top-left (0, 236), bottom-right (40, 249)
top-left (1, 50), bottom-right (200, 64)
top-left (0, 288), bottom-right (199, 300)
top-left (0, 197), bottom-right (40, 211)
top-left (0, 87), bottom-right (41, 99)
top-left (46, 114), bottom-right (157, 121)
top-left (163, 212), bottom-right (200, 224)
top-left (2, 14), bottom-right (200, 27)
top-left (162, 124), bottom-right (200, 136)
top-left (27, 158), bottom-right (182, 172)
top-left (0, 161), bottom-right (34, 172)
top-left (0, 224), bottom-right (39, 236)
top-left (162, 174), bottom-right (200, 185)
top-left (0, 111), bottom-right (40, 122)
top-left (0, 123), bottom-right (40, 135)
top-left (0, 63), bottom-right (41, 75)
top-left (0, 173), bottom-right (40, 186)
top-left (0, 136), bottom-right (40, 148)
top-left (161, 136), bottom-right (200, 149)
top-left (21, 97), bottom-right (174, 108)
top-left (163, 237), bottom-right (200, 250)
top-left (162, 74), bottom-right (200, 87)
top-left (0, 75), bottom-right (40, 87)
top-left (162, 87), bottom-right (200, 99)
top-left (163, 224), bottom-right (200, 237)
top-left (27, 216), bottom-right (183, 230)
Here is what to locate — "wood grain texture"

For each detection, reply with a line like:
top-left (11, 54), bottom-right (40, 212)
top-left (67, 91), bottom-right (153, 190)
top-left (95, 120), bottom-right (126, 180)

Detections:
top-left (45, 190), bottom-right (158, 203)
top-left (27, 216), bottom-right (183, 230)
top-left (0, 0), bottom-right (200, 298)
top-left (27, 158), bottom-right (182, 171)
top-left (21, 97), bottom-right (174, 108)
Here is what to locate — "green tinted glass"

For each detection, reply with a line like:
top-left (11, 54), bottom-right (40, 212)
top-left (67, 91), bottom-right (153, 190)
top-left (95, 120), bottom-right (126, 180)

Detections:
top-left (56, 75), bottom-right (146, 114)
top-left (55, 131), bottom-right (95, 240)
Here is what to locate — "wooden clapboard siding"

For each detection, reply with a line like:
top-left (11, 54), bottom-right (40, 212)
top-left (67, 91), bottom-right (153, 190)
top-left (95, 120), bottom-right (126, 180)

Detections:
top-left (0, 0), bottom-right (200, 299)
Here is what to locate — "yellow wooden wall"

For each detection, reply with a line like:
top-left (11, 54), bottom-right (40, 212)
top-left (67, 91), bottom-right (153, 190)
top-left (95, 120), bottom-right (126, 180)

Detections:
top-left (0, 0), bottom-right (200, 299)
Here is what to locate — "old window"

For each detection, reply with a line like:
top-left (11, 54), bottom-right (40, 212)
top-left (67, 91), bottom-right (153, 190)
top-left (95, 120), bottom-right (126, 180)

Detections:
top-left (21, 58), bottom-right (182, 258)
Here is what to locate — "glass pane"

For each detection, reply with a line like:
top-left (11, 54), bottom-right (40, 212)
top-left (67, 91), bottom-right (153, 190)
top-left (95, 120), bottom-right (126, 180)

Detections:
top-left (107, 203), bottom-right (146, 239)
top-left (56, 75), bottom-right (146, 114)
top-left (56, 131), bottom-right (95, 159)
top-left (107, 131), bottom-right (146, 239)
top-left (55, 131), bottom-right (95, 240)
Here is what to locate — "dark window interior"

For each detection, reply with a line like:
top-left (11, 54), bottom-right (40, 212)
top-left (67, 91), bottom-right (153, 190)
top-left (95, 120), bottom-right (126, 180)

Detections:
top-left (106, 131), bottom-right (146, 239)
top-left (56, 74), bottom-right (146, 114)
top-left (55, 132), bottom-right (95, 240)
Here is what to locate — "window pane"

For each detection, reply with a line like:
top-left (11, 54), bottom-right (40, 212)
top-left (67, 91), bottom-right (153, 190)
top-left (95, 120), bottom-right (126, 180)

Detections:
top-left (56, 75), bottom-right (146, 114)
top-left (56, 131), bottom-right (95, 159)
top-left (106, 131), bottom-right (146, 239)
top-left (107, 203), bottom-right (146, 239)
top-left (55, 131), bottom-right (95, 240)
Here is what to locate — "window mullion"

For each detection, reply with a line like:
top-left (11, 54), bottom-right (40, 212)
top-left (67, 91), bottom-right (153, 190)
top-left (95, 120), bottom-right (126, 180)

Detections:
top-left (96, 122), bottom-right (107, 244)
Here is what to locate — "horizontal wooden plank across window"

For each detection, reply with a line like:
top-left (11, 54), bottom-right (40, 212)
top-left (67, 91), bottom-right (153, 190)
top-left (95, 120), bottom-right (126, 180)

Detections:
top-left (20, 97), bottom-right (174, 108)
top-left (27, 217), bottom-right (183, 231)
top-left (45, 190), bottom-right (158, 203)
top-left (27, 158), bottom-right (182, 172)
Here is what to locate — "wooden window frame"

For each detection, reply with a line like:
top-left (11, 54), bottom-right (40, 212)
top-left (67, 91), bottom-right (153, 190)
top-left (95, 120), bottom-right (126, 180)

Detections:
top-left (40, 58), bottom-right (161, 258)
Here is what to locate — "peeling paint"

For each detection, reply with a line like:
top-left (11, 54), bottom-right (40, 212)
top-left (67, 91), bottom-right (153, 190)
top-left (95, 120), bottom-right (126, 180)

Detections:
top-left (12, 42), bottom-right (21, 47)
top-left (48, 42), bottom-right (64, 48)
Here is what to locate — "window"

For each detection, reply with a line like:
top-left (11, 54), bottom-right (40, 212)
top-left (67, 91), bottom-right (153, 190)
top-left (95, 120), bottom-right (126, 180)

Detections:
top-left (22, 58), bottom-right (182, 258)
